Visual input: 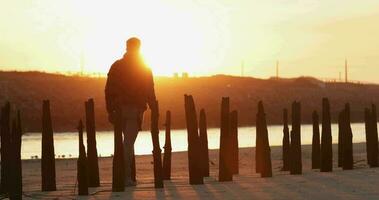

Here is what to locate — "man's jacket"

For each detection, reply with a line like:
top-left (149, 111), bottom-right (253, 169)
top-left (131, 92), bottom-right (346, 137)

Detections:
top-left (105, 53), bottom-right (156, 113)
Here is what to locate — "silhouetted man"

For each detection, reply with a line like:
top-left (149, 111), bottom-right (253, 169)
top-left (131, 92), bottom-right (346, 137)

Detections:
top-left (105, 37), bottom-right (156, 186)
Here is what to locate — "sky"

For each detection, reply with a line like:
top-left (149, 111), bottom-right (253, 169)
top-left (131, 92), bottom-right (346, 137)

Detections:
top-left (1, 0), bottom-right (379, 82)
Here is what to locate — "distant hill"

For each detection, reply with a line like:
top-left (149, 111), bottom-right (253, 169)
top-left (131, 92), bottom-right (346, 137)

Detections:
top-left (1, 71), bottom-right (379, 132)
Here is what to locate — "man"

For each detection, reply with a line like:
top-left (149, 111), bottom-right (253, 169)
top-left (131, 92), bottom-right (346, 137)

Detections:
top-left (105, 37), bottom-right (156, 186)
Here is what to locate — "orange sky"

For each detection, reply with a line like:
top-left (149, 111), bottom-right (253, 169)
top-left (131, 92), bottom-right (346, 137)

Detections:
top-left (1, 0), bottom-right (379, 82)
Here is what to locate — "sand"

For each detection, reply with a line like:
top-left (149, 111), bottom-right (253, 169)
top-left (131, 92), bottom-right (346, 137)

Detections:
top-left (20, 143), bottom-right (379, 200)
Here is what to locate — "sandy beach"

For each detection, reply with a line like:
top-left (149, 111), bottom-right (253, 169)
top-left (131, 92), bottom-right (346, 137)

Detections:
top-left (19, 142), bottom-right (379, 200)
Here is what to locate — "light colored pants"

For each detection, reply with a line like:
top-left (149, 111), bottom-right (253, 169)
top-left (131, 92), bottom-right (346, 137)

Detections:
top-left (121, 105), bottom-right (144, 183)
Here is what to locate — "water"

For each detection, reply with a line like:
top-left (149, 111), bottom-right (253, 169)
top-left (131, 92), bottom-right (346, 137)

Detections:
top-left (21, 123), bottom-right (369, 160)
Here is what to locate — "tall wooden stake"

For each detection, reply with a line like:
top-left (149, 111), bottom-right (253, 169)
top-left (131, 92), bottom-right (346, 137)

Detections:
top-left (290, 101), bottom-right (302, 175)
top-left (369, 104), bottom-right (378, 167)
top-left (256, 101), bottom-right (272, 177)
top-left (77, 120), bottom-right (88, 196)
top-left (41, 100), bottom-right (57, 191)
top-left (321, 98), bottom-right (333, 172)
top-left (9, 111), bottom-right (23, 199)
top-left (219, 97), bottom-right (233, 181)
top-left (112, 109), bottom-right (124, 192)
top-left (365, 108), bottom-right (372, 166)
top-left (184, 95), bottom-right (203, 184)
top-left (0, 102), bottom-right (11, 194)
top-left (311, 111), bottom-right (321, 169)
top-left (282, 109), bottom-right (290, 171)
top-left (338, 110), bottom-right (344, 168)
top-left (85, 99), bottom-right (100, 187)
top-left (230, 110), bottom-right (239, 175)
top-left (342, 103), bottom-right (353, 170)
top-left (199, 109), bottom-right (210, 177)
top-left (151, 100), bottom-right (164, 188)
top-left (163, 110), bottom-right (172, 180)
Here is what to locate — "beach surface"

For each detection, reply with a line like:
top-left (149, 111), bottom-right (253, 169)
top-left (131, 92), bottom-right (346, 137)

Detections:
top-left (21, 143), bottom-right (379, 200)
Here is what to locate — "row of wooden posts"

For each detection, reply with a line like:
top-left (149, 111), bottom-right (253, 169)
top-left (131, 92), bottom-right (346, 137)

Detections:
top-left (1, 96), bottom-right (379, 197)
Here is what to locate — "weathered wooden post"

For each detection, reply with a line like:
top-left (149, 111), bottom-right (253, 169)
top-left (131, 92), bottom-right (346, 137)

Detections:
top-left (163, 110), bottom-right (172, 180)
top-left (342, 103), bottom-right (353, 170)
top-left (199, 109), bottom-right (210, 177)
top-left (255, 104), bottom-right (262, 174)
top-left (184, 95), bottom-right (203, 184)
top-left (338, 110), bottom-right (344, 168)
top-left (112, 109), bottom-right (124, 192)
top-left (0, 102), bottom-right (11, 194)
top-left (312, 111), bottom-right (321, 169)
top-left (365, 108), bottom-right (372, 166)
top-left (41, 100), bottom-right (57, 191)
top-left (9, 111), bottom-right (23, 200)
top-left (219, 97), bottom-right (233, 181)
top-left (369, 104), bottom-right (378, 167)
top-left (290, 101), bottom-right (302, 175)
top-left (321, 98), bottom-right (333, 172)
top-left (256, 101), bottom-right (272, 177)
top-left (150, 100), bottom-right (164, 188)
top-left (85, 99), bottom-right (100, 187)
top-left (131, 147), bottom-right (136, 182)
top-left (77, 120), bottom-right (88, 196)
top-left (282, 109), bottom-right (290, 171)
top-left (230, 110), bottom-right (239, 175)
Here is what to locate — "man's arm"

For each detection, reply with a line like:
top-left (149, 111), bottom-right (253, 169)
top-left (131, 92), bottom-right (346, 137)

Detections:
top-left (146, 68), bottom-right (157, 110)
top-left (105, 63), bottom-right (118, 118)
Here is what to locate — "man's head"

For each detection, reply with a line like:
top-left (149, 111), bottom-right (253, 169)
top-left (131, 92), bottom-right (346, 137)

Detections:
top-left (126, 37), bottom-right (141, 53)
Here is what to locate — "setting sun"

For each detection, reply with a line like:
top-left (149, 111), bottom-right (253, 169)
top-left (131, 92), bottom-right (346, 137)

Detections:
top-left (78, 0), bottom-right (229, 76)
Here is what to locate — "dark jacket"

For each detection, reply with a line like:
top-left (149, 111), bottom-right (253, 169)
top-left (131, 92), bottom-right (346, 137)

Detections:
top-left (105, 53), bottom-right (156, 113)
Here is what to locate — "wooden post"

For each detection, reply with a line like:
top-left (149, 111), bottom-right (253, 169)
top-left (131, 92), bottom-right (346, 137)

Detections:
top-left (369, 104), bottom-right (378, 167)
top-left (0, 102), bottom-right (11, 194)
top-left (199, 109), bottom-right (210, 177)
top-left (256, 101), bottom-right (272, 177)
top-left (163, 110), bottom-right (172, 180)
top-left (150, 100), bottom-right (164, 188)
top-left (321, 98), bottom-right (333, 172)
top-left (131, 147), bottom-right (136, 182)
top-left (112, 109), bottom-right (124, 192)
top-left (184, 95), bottom-right (203, 184)
top-left (311, 111), bottom-right (321, 169)
top-left (219, 97), bottom-right (233, 181)
top-left (230, 110), bottom-right (239, 175)
top-left (41, 100), bottom-right (57, 191)
top-left (342, 103), bottom-right (353, 170)
top-left (77, 120), bottom-right (88, 196)
top-left (255, 103), bottom-right (262, 174)
top-left (85, 99), bottom-right (100, 187)
top-left (282, 109), bottom-right (290, 171)
top-left (365, 108), bottom-right (372, 166)
top-left (290, 101), bottom-right (302, 175)
top-left (338, 110), bottom-right (344, 168)
top-left (9, 111), bottom-right (23, 199)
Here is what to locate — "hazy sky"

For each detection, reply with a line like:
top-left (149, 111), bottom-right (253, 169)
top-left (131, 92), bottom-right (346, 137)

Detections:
top-left (1, 0), bottom-right (379, 82)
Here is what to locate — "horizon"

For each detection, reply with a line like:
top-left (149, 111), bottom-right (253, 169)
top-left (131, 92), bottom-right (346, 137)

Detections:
top-left (0, 69), bottom-right (377, 85)
top-left (1, 1), bottom-right (379, 83)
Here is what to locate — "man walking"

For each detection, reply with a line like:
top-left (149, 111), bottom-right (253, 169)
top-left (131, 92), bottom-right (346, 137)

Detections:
top-left (105, 37), bottom-right (156, 186)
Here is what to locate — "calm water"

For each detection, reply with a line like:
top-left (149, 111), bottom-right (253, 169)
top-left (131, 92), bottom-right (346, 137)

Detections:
top-left (22, 123), bottom-right (370, 160)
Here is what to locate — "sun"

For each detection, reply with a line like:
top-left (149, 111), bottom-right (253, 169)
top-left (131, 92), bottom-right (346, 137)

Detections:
top-left (76, 1), bottom-right (225, 77)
